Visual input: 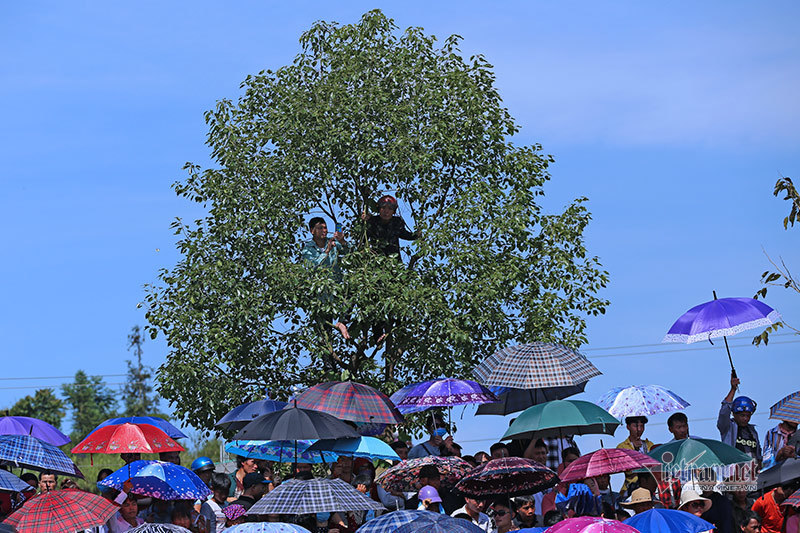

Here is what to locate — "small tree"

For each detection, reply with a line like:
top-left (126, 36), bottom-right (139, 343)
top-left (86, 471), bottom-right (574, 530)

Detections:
top-left (61, 371), bottom-right (117, 442)
top-left (122, 325), bottom-right (158, 416)
top-left (753, 176), bottom-right (799, 345)
top-left (8, 389), bottom-right (65, 429)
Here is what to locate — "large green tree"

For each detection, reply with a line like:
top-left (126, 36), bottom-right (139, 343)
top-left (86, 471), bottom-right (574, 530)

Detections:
top-left (7, 389), bottom-right (65, 429)
top-left (146, 10), bottom-right (609, 431)
top-left (61, 371), bottom-right (117, 442)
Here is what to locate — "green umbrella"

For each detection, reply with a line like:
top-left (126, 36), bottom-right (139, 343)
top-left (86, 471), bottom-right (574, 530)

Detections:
top-left (647, 438), bottom-right (752, 469)
top-left (501, 399), bottom-right (620, 440)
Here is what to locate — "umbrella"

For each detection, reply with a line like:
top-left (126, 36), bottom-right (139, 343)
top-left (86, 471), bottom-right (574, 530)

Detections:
top-left (0, 416), bottom-right (71, 446)
top-left (476, 383), bottom-right (589, 416)
top-left (71, 423), bottom-right (184, 455)
top-left (292, 381), bottom-right (404, 424)
top-left (224, 524), bottom-right (311, 533)
top-left (389, 384), bottom-right (428, 414)
top-left (355, 421), bottom-right (388, 436)
top-left (473, 342), bottom-right (601, 389)
top-left (758, 457), bottom-right (800, 490)
top-left (92, 416), bottom-right (188, 440)
top-left (306, 437), bottom-right (400, 461)
top-left (559, 448), bottom-right (661, 483)
top-left (649, 438), bottom-right (752, 469)
top-left (624, 508), bottom-right (715, 533)
top-left (225, 440), bottom-right (338, 464)
top-left (2, 488), bottom-right (117, 532)
top-left (0, 434), bottom-right (83, 477)
top-left (597, 385), bottom-right (690, 419)
top-left (393, 379), bottom-right (498, 414)
top-left (392, 510), bottom-right (486, 533)
top-left (232, 406), bottom-right (360, 441)
top-left (663, 294), bottom-right (780, 374)
top-left (248, 477), bottom-right (384, 515)
top-left (453, 456), bottom-right (558, 497)
top-left (375, 456), bottom-right (473, 492)
top-left (547, 517), bottom-right (640, 533)
top-left (502, 400), bottom-right (620, 440)
top-left (356, 510), bottom-right (426, 533)
top-left (783, 486), bottom-right (800, 508)
top-left (0, 524), bottom-right (16, 533)
top-left (98, 460), bottom-right (212, 500)
top-left (0, 470), bottom-right (32, 492)
top-left (128, 525), bottom-right (192, 533)
top-left (216, 398), bottom-right (289, 431)
top-left (770, 391), bottom-right (800, 424)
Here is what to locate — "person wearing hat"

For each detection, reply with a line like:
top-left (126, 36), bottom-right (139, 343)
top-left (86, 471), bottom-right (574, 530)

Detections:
top-left (718, 375), bottom-right (762, 466)
top-left (231, 472), bottom-right (269, 511)
top-left (679, 489), bottom-right (712, 517)
top-left (222, 504), bottom-right (247, 528)
top-left (191, 456), bottom-right (215, 488)
top-left (417, 485), bottom-right (445, 513)
top-left (361, 195), bottom-right (420, 258)
top-left (617, 415), bottom-right (654, 494)
top-left (620, 488), bottom-right (659, 515)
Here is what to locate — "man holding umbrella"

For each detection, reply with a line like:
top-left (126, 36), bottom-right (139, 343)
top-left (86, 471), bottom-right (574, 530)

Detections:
top-left (718, 375), bottom-right (762, 466)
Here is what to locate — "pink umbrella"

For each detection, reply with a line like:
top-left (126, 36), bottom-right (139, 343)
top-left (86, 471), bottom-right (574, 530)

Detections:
top-left (559, 448), bottom-right (661, 483)
top-left (547, 517), bottom-right (641, 533)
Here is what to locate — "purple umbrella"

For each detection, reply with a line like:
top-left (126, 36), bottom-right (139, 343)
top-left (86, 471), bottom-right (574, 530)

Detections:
top-left (663, 292), bottom-right (780, 374)
top-left (0, 416), bottom-right (70, 446)
top-left (393, 379), bottom-right (498, 414)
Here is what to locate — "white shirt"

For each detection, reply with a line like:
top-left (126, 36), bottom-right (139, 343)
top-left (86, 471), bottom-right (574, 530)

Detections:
top-left (451, 505), bottom-right (492, 533)
top-left (201, 499), bottom-right (227, 533)
top-left (107, 512), bottom-right (145, 533)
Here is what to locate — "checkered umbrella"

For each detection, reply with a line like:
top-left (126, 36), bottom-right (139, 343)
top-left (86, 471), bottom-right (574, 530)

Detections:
top-left (454, 457), bottom-right (558, 498)
top-left (128, 524), bottom-right (192, 533)
top-left (0, 470), bottom-right (31, 492)
top-left (783, 487), bottom-right (800, 508)
top-left (2, 488), bottom-right (118, 532)
top-left (770, 391), bottom-right (800, 423)
top-left (375, 456), bottom-right (473, 492)
top-left (0, 434), bottom-right (83, 477)
top-left (293, 381), bottom-right (404, 424)
top-left (473, 342), bottom-right (601, 389)
top-left (355, 510), bottom-right (424, 533)
top-left (392, 511), bottom-right (486, 533)
top-left (247, 478), bottom-right (384, 515)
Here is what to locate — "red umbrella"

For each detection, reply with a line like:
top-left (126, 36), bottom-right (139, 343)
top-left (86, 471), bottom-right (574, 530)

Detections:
top-left (3, 488), bottom-right (118, 532)
top-left (559, 448), bottom-right (661, 483)
top-left (292, 381), bottom-right (404, 424)
top-left (71, 423), bottom-right (184, 455)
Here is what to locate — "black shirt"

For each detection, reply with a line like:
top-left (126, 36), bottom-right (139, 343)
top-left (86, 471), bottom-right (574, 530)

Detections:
top-left (366, 216), bottom-right (417, 257)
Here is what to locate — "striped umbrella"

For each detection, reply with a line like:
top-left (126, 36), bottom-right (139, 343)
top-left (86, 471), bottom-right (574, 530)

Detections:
top-left (128, 524), bottom-right (192, 533)
top-left (770, 391), bottom-right (800, 423)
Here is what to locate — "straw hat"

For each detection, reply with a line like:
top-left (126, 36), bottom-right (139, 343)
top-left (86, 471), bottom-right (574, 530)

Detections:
top-left (678, 489), bottom-right (712, 513)
top-left (620, 488), bottom-right (658, 508)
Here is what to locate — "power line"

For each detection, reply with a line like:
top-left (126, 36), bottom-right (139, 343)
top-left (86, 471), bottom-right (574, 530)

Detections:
top-left (586, 339), bottom-right (800, 358)
top-left (0, 382), bottom-right (130, 391)
top-left (580, 332), bottom-right (795, 352)
top-left (0, 374), bottom-right (127, 381)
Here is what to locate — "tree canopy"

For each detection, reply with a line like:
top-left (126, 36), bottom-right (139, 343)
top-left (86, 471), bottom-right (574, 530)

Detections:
top-left (146, 10), bottom-right (609, 431)
top-left (61, 370), bottom-right (117, 442)
top-left (7, 389), bottom-right (65, 430)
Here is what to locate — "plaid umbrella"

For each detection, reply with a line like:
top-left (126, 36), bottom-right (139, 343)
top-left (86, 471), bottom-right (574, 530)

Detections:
top-left (2, 488), bottom-right (117, 532)
top-left (770, 391), bottom-right (800, 423)
top-left (0, 470), bottom-right (31, 492)
top-left (248, 478), bottom-right (384, 515)
top-left (71, 423), bottom-right (184, 455)
top-left (128, 525), bottom-right (192, 533)
top-left (225, 439), bottom-right (338, 464)
top-left (393, 379), bottom-right (498, 413)
top-left (356, 510), bottom-right (425, 533)
top-left (559, 448), bottom-right (661, 483)
top-left (375, 456), bottom-right (473, 492)
top-left (224, 523), bottom-right (312, 532)
top-left (454, 457), bottom-right (558, 497)
top-left (0, 434), bottom-right (83, 477)
top-left (392, 511), bottom-right (485, 533)
top-left (782, 486), bottom-right (800, 508)
top-left (293, 381), bottom-right (404, 424)
top-left (473, 342), bottom-right (601, 389)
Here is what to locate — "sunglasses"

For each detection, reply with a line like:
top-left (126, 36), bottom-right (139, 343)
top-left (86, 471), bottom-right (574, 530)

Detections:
top-left (493, 510), bottom-right (509, 517)
top-left (689, 501), bottom-right (706, 509)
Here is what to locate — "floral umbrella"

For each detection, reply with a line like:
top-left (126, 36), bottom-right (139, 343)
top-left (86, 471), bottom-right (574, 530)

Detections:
top-left (453, 457), bottom-right (558, 497)
top-left (597, 385), bottom-right (689, 419)
top-left (375, 456), bottom-right (473, 492)
top-left (71, 423), bottom-right (184, 455)
top-left (98, 460), bottom-right (211, 500)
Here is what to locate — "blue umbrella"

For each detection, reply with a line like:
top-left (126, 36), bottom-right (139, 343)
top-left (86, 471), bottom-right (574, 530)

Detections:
top-left (92, 416), bottom-right (188, 440)
top-left (224, 524), bottom-right (310, 533)
top-left (517, 529), bottom-right (548, 533)
top-left (392, 510), bottom-right (485, 533)
top-left (389, 385), bottom-right (428, 414)
top-left (225, 440), bottom-right (338, 464)
top-left (216, 399), bottom-right (289, 431)
top-left (98, 460), bottom-right (211, 500)
top-left (0, 434), bottom-right (83, 477)
top-left (307, 437), bottom-right (400, 461)
top-left (597, 385), bottom-right (690, 419)
top-left (356, 510), bottom-right (427, 533)
top-left (0, 469), bottom-right (31, 492)
top-left (625, 508), bottom-right (714, 533)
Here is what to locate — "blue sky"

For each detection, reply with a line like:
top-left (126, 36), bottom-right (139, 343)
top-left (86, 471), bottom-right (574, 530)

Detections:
top-left (1, 1), bottom-right (798, 458)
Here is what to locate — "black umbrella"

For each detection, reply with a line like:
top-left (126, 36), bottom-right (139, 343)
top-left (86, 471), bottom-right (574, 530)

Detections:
top-left (476, 384), bottom-right (588, 416)
top-left (758, 457), bottom-right (800, 490)
top-left (231, 406), bottom-right (360, 441)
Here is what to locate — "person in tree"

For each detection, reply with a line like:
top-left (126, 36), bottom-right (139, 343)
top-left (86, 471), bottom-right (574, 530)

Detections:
top-left (361, 195), bottom-right (420, 258)
top-left (301, 216), bottom-right (350, 339)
